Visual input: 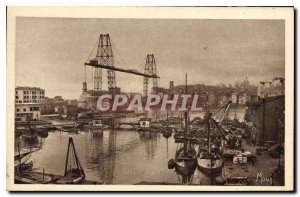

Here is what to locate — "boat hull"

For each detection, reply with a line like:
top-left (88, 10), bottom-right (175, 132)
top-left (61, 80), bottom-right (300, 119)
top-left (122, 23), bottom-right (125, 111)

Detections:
top-left (174, 160), bottom-right (197, 176)
top-left (197, 158), bottom-right (223, 174)
top-left (168, 158), bottom-right (197, 175)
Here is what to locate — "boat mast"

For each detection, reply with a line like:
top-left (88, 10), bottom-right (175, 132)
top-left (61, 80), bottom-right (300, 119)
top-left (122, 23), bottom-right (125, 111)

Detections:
top-left (167, 108), bottom-right (169, 126)
top-left (208, 118), bottom-right (210, 154)
top-left (184, 73), bottom-right (188, 155)
top-left (18, 145), bottom-right (21, 165)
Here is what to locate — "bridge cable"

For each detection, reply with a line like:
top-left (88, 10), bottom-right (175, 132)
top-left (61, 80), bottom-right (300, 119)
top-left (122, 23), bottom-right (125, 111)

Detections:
top-left (85, 37), bottom-right (99, 63)
top-left (111, 40), bottom-right (130, 70)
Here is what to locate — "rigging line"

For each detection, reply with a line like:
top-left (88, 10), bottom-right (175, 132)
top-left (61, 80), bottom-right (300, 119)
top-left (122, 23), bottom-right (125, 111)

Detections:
top-left (139, 56), bottom-right (148, 73)
top-left (84, 64), bottom-right (86, 82)
top-left (110, 40), bottom-right (129, 69)
top-left (154, 58), bottom-right (159, 75)
top-left (85, 37), bottom-right (99, 63)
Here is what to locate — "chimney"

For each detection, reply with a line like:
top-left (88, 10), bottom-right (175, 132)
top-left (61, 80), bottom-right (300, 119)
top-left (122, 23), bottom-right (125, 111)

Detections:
top-left (169, 81), bottom-right (174, 92)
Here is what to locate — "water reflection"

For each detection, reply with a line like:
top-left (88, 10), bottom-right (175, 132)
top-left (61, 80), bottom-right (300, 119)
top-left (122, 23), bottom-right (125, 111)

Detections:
top-left (85, 129), bottom-right (116, 184)
top-left (139, 131), bottom-right (158, 159)
top-left (15, 129), bottom-right (227, 184)
top-left (15, 134), bottom-right (43, 152)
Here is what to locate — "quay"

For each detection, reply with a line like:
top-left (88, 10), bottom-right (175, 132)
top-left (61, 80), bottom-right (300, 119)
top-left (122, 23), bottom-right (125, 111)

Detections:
top-left (15, 171), bottom-right (103, 185)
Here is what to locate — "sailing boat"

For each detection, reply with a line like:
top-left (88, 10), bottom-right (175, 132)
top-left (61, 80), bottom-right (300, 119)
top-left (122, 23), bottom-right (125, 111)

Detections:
top-left (168, 74), bottom-right (197, 184)
top-left (163, 127), bottom-right (172, 138)
top-left (22, 121), bottom-right (38, 143)
top-left (57, 137), bottom-right (85, 184)
top-left (163, 110), bottom-right (172, 138)
top-left (197, 113), bottom-right (223, 174)
top-left (14, 146), bottom-right (36, 174)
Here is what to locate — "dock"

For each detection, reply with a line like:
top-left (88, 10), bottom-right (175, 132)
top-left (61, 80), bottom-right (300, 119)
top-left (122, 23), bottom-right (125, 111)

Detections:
top-left (15, 171), bottom-right (103, 185)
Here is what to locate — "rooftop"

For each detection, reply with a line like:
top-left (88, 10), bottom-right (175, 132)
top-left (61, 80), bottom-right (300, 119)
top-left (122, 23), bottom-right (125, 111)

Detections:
top-left (16, 86), bottom-right (44, 91)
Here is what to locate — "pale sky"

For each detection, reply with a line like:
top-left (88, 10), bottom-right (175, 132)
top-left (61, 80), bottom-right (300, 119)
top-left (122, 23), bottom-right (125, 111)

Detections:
top-left (16, 18), bottom-right (285, 99)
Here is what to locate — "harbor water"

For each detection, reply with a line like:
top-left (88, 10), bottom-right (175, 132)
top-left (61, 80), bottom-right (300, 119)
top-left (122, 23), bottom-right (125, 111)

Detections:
top-left (15, 109), bottom-right (246, 185)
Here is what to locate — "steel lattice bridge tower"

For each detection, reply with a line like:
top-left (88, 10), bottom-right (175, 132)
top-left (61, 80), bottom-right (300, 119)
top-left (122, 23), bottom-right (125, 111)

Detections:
top-left (95, 34), bottom-right (116, 92)
top-left (85, 34), bottom-right (160, 108)
top-left (85, 35), bottom-right (159, 79)
top-left (143, 54), bottom-right (158, 96)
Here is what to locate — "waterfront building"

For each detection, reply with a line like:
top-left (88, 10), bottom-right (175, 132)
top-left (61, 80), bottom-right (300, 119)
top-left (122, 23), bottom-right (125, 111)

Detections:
top-left (245, 95), bottom-right (284, 145)
top-left (238, 93), bottom-right (250, 105)
top-left (218, 95), bottom-right (229, 107)
top-left (198, 92), bottom-right (208, 107)
top-left (41, 97), bottom-right (78, 117)
top-left (15, 86), bottom-right (45, 121)
top-left (15, 86), bottom-right (45, 104)
top-left (78, 90), bottom-right (97, 110)
top-left (258, 78), bottom-right (285, 99)
top-left (245, 77), bottom-right (285, 145)
top-left (207, 92), bottom-right (217, 107)
top-left (54, 105), bottom-right (67, 115)
top-left (231, 92), bottom-right (239, 104)
top-left (41, 97), bottom-right (56, 115)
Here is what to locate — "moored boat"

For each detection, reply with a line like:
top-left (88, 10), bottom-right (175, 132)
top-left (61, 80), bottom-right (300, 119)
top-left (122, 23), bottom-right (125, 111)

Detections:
top-left (22, 126), bottom-right (38, 143)
top-left (162, 127), bottom-right (172, 138)
top-left (37, 130), bottom-right (49, 138)
top-left (168, 145), bottom-right (197, 180)
top-left (14, 146), bottom-right (38, 178)
top-left (56, 138), bottom-right (85, 184)
top-left (197, 112), bottom-right (223, 174)
top-left (90, 119), bottom-right (108, 129)
top-left (168, 74), bottom-right (197, 184)
top-left (137, 118), bottom-right (152, 132)
top-left (197, 147), bottom-right (223, 174)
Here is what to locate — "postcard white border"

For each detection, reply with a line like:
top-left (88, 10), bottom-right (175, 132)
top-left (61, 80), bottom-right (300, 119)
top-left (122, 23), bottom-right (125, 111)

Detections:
top-left (6, 6), bottom-right (294, 191)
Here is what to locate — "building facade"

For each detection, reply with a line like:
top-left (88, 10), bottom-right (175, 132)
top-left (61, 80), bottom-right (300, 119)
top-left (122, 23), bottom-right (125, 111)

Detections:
top-left (218, 95), bottom-right (229, 107)
top-left (207, 92), bottom-right (217, 107)
top-left (238, 93), bottom-right (250, 105)
top-left (15, 86), bottom-right (45, 104)
top-left (257, 78), bottom-right (285, 99)
top-left (15, 86), bottom-right (45, 121)
top-left (245, 95), bottom-right (284, 145)
top-left (231, 92), bottom-right (238, 104)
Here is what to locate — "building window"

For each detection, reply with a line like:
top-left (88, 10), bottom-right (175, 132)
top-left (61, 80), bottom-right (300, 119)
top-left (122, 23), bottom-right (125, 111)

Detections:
top-left (15, 96), bottom-right (18, 99)
top-left (23, 108), bottom-right (26, 112)
top-left (16, 108), bottom-right (20, 112)
top-left (16, 91), bottom-right (18, 95)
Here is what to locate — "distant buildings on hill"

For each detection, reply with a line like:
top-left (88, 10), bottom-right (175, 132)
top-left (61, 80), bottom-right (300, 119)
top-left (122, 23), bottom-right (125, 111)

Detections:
top-left (15, 77), bottom-right (284, 122)
top-left (154, 78), bottom-right (256, 108)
